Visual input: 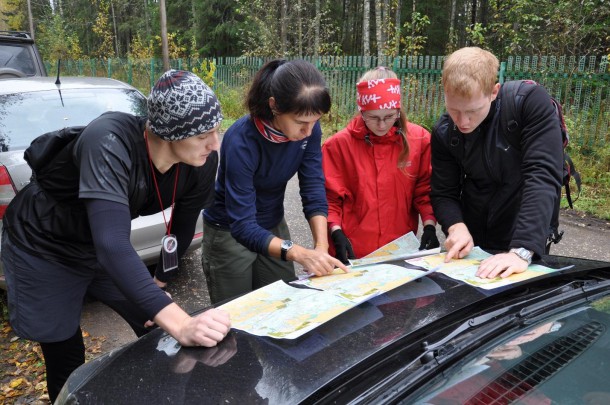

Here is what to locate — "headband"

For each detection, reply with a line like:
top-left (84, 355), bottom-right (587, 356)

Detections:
top-left (356, 78), bottom-right (402, 111)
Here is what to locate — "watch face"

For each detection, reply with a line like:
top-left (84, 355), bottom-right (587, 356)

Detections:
top-left (511, 248), bottom-right (533, 262)
top-left (519, 248), bottom-right (533, 259)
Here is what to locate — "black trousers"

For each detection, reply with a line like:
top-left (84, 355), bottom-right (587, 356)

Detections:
top-left (2, 232), bottom-right (153, 402)
top-left (40, 300), bottom-right (150, 402)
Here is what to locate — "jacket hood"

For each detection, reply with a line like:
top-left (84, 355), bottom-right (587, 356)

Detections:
top-left (347, 115), bottom-right (403, 145)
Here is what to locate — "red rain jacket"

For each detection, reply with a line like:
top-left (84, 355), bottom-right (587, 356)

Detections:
top-left (322, 116), bottom-right (435, 258)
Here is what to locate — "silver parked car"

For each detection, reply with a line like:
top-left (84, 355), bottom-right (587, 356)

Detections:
top-left (0, 76), bottom-right (204, 289)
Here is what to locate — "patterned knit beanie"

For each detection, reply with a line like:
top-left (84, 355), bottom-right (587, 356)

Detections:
top-left (147, 70), bottom-right (222, 141)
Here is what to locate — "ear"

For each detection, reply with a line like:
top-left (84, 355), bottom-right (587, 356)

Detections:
top-left (269, 97), bottom-right (277, 113)
top-left (490, 83), bottom-right (501, 101)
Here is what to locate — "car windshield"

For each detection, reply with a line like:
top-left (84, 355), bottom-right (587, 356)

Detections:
top-left (407, 296), bottom-right (610, 404)
top-left (0, 87), bottom-right (147, 150)
top-left (0, 44), bottom-right (36, 75)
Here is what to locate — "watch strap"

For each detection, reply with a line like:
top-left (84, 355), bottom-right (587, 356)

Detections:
top-left (280, 240), bottom-right (293, 261)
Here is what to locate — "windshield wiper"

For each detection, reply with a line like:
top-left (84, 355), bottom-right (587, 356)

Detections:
top-left (423, 279), bottom-right (610, 364)
top-left (353, 279), bottom-right (610, 404)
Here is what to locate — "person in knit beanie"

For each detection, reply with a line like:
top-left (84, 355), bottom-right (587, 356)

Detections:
top-left (1, 69), bottom-right (230, 402)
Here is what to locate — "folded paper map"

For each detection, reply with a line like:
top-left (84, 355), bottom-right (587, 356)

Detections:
top-left (349, 232), bottom-right (440, 268)
top-left (405, 247), bottom-right (573, 290)
top-left (219, 264), bottom-right (433, 339)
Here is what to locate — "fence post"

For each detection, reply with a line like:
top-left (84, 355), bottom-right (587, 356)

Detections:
top-left (150, 59), bottom-right (156, 89)
top-left (107, 58), bottom-right (112, 78)
top-left (499, 61), bottom-right (506, 83)
top-left (212, 57), bottom-right (217, 90)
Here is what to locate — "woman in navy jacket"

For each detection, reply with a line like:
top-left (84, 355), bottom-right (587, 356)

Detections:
top-left (202, 59), bottom-right (348, 304)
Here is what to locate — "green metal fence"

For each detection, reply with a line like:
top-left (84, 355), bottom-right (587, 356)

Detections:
top-left (46, 54), bottom-right (610, 147)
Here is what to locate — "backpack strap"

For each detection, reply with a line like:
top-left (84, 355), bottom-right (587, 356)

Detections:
top-left (499, 80), bottom-right (566, 252)
top-left (563, 153), bottom-right (582, 208)
top-left (550, 99), bottom-right (582, 208)
top-left (499, 80), bottom-right (538, 151)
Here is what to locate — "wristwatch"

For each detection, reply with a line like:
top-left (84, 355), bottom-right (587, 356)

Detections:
top-left (280, 240), bottom-right (294, 261)
top-left (509, 247), bottom-right (533, 265)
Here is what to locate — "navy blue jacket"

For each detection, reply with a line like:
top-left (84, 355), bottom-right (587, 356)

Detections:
top-left (204, 115), bottom-right (327, 254)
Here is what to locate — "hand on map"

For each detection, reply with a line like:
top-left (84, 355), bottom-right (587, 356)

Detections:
top-left (476, 252), bottom-right (528, 279)
top-left (444, 223), bottom-right (474, 261)
top-left (297, 246), bottom-right (350, 276)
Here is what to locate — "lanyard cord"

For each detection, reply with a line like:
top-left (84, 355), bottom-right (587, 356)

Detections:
top-left (144, 130), bottom-right (179, 236)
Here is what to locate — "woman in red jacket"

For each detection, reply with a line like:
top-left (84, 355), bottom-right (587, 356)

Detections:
top-left (322, 67), bottom-right (439, 263)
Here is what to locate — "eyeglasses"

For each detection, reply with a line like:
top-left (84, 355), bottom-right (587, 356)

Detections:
top-left (361, 112), bottom-right (400, 125)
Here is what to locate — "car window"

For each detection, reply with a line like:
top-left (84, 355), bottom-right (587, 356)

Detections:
top-left (0, 88), bottom-right (147, 151)
top-left (0, 44), bottom-right (36, 75)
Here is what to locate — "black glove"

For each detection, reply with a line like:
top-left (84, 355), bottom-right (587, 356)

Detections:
top-left (331, 229), bottom-right (356, 265)
top-left (419, 224), bottom-right (440, 250)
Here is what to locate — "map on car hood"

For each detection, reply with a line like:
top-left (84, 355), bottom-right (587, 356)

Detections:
top-left (219, 264), bottom-right (434, 339)
top-left (405, 247), bottom-right (574, 290)
top-left (348, 232), bottom-right (440, 267)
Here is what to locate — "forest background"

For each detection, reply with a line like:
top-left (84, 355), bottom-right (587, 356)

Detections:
top-left (2, 0), bottom-right (609, 61)
top-left (0, 0), bottom-right (609, 221)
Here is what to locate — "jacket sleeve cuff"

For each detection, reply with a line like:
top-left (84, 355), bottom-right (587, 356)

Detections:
top-left (305, 211), bottom-right (328, 221)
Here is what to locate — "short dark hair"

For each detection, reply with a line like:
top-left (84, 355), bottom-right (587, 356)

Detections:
top-left (246, 59), bottom-right (331, 121)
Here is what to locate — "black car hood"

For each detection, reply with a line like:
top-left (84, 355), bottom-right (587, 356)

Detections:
top-left (58, 255), bottom-right (610, 404)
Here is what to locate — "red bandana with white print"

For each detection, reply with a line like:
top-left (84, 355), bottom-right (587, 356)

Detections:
top-left (356, 78), bottom-right (402, 111)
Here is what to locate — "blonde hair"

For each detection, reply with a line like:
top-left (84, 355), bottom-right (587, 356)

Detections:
top-left (358, 66), bottom-right (410, 169)
top-left (442, 47), bottom-right (499, 98)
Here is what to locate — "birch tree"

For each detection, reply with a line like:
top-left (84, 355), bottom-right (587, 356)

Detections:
top-left (314, 0), bottom-right (320, 56)
top-left (159, 0), bottom-right (169, 69)
top-left (447, 0), bottom-right (457, 52)
top-left (281, 0), bottom-right (288, 55)
top-left (375, 1), bottom-right (382, 59)
top-left (392, 0), bottom-right (401, 56)
top-left (363, 0), bottom-right (370, 56)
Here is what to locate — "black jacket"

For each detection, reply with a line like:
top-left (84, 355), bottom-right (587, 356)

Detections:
top-left (430, 84), bottom-right (563, 257)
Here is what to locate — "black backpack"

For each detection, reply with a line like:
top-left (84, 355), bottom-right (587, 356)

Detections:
top-left (24, 126), bottom-right (86, 176)
top-left (499, 80), bottom-right (582, 251)
top-left (500, 80), bottom-right (582, 209)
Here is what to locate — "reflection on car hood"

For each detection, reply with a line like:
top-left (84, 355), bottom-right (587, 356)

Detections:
top-left (410, 299), bottom-right (610, 404)
top-left (57, 255), bottom-right (610, 404)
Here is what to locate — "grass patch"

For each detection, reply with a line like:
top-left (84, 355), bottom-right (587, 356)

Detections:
top-left (216, 86), bottom-right (248, 120)
top-left (566, 142), bottom-right (610, 220)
